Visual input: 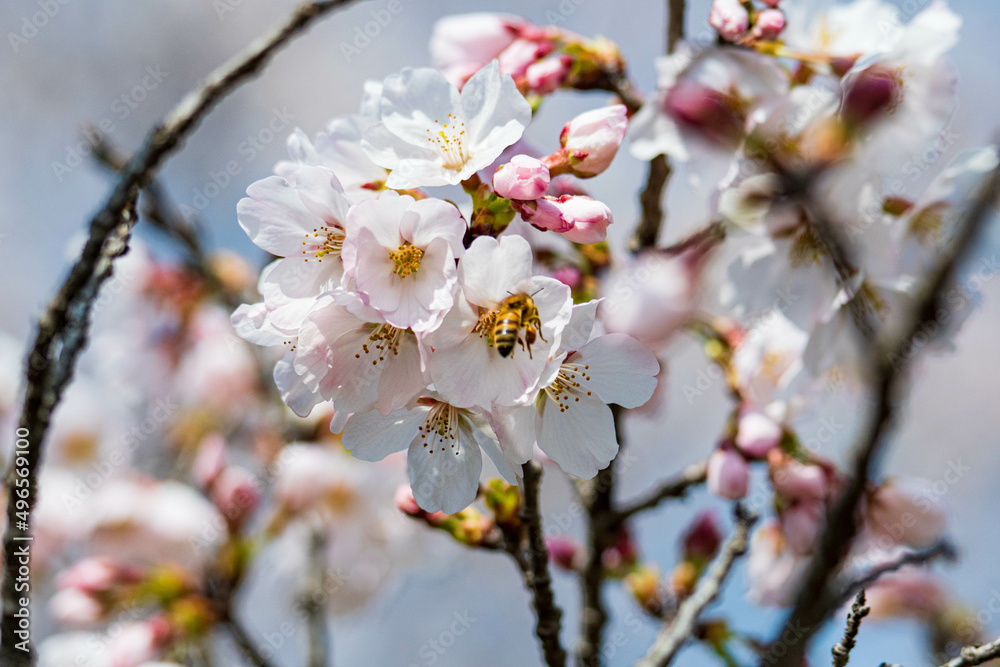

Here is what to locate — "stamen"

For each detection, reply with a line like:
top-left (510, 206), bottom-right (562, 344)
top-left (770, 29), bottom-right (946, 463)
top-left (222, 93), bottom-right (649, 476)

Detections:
top-left (425, 113), bottom-right (470, 171)
top-left (388, 242), bottom-right (424, 278)
top-left (352, 324), bottom-right (405, 364)
top-left (416, 403), bottom-right (462, 455)
top-left (300, 224), bottom-right (345, 263)
top-left (544, 362), bottom-right (593, 413)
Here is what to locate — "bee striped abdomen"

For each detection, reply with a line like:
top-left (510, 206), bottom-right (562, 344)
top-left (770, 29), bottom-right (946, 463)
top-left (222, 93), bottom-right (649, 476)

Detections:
top-left (493, 310), bottom-right (522, 357)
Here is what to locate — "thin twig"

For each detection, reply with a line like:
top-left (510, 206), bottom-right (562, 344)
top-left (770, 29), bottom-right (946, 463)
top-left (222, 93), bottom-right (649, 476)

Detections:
top-left (225, 618), bottom-right (278, 667)
top-left (767, 149), bottom-right (1000, 667)
top-left (612, 462), bottom-right (707, 525)
top-left (631, 155), bottom-right (672, 252)
top-left (0, 2), bottom-right (360, 661)
top-left (833, 540), bottom-right (956, 609)
top-left (521, 461), bottom-right (568, 667)
top-left (87, 130), bottom-right (242, 311)
top-left (576, 407), bottom-right (623, 667)
top-left (936, 636), bottom-right (1000, 667)
top-left (831, 590), bottom-right (870, 667)
top-left (630, 0), bottom-right (685, 252)
top-left (666, 0), bottom-right (686, 54)
top-left (635, 504), bottom-right (757, 667)
top-left (304, 525), bottom-right (332, 667)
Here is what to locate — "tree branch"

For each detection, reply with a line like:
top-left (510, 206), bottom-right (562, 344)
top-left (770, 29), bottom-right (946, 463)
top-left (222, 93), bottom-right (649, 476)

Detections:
top-left (767, 150), bottom-right (1000, 667)
top-left (666, 0), bottom-right (686, 54)
top-left (629, 0), bottom-right (684, 252)
top-left (576, 407), bottom-right (623, 667)
top-left (612, 462), bottom-right (707, 525)
top-left (635, 504), bottom-right (757, 667)
top-left (831, 590), bottom-right (869, 667)
top-left (0, 2), bottom-right (361, 661)
top-left (937, 636), bottom-right (1000, 667)
top-left (225, 617), bottom-right (278, 667)
top-left (521, 461), bottom-right (568, 667)
top-left (833, 540), bottom-right (956, 610)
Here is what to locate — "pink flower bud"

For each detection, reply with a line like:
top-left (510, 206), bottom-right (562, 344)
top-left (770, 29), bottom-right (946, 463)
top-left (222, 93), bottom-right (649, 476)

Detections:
top-left (707, 448), bottom-right (749, 500)
top-left (771, 458), bottom-right (826, 504)
top-left (559, 104), bottom-right (629, 177)
top-left (865, 571), bottom-right (947, 621)
top-left (735, 407), bottom-right (783, 458)
top-left (515, 197), bottom-right (575, 233)
top-left (192, 433), bottom-right (226, 488)
top-left (760, 0), bottom-right (781, 6)
top-left (553, 265), bottom-right (583, 290)
top-left (211, 466), bottom-right (260, 528)
top-left (108, 618), bottom-right (171, 667)
top-left (526, 56), bottom-right (572, 95)
top-left (546, 536), bottom-right (584, 571)
top-left (780, 501), bottom-right (824, 555)
top-left (709, 0), bottom-right (750, 42)
top-left (431, 13), bottom-right (524, 86)
top-left (56, 557), bottom-right (139, 594)
top-left (752, 9), bottom-right (786, 40)
top-left (841, 65), bottom-right (902, 127)
top-left (493, 155), bottom-right (551, 200)
top-left (681, 511), bottom-right (723, 561)
top-left (498, 38), bottom-right (552, 78)
top-left (553, 195), bottom-right (613, 245)
top-left (394, 484), bottom-right (423, 517)
top-left (867, 478), bottom-right (947, 549)
top-left (50, 588), bottom-right (104, 626)
top-left (663, 79), bottom-right (745, 148)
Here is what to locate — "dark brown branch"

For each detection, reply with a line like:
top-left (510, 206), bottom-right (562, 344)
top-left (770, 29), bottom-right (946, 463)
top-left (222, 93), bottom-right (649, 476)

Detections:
top-left (635, 504), bottom-right (757, 667)
top-left (666, 0), bottom-right (686, 54)
top-left (612, 462), bottom-right (707, 525)
top-left (833, 540), bottom-right (956, 610)
top-left (768, 150), bottom-right (1000, 667)
top-left (831, 590), bottom-right (870, 667)
top-left (225, 617), bottom-right (278, 667)
top-left (629, 0), bottom-right (684, 253)
top-left (576, 408), bottom-right (623, 667)
top-left (631, 155), bottom-right (672, 252)
top-left (0, 2), bottom-right (360, 661)
top-left (88, 131), bottom-right (242, 311)
top-left (521, 461), bottom-right (568, 667)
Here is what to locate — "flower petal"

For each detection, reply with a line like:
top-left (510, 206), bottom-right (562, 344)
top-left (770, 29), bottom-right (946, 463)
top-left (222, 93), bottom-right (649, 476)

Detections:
top-left (571, 334), bottom-right (660, 408)
top-left (537, 396), bottom-right (618, 479)
top-left (343, 408), bottom-right (424, 461)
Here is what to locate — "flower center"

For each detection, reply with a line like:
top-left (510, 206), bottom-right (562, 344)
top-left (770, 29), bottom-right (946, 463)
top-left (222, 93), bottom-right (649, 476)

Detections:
top-left (544, 362), bottom-right (593, 413)
top-left (417, 403), bottom-right (461, 455)
top-left (352, 324), bottom-right (405, 365)
top-left (388, 243), bottom-right (424, 278)
top-left (425, 113), bottom-right (470, 171)
top-left (472, 310), bottom-right (499, 347)
top-left (301, 224), bottom-right (345, 263)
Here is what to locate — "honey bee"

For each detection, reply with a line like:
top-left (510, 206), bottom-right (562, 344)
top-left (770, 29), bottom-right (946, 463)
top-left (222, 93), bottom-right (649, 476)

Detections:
top-left (493, 291), bottom-right (546, 359)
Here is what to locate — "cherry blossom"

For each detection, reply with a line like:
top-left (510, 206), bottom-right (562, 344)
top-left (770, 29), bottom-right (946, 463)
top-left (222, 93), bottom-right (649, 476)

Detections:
top-left (424, 235), bottom-right (573, 410)
top-left (343, 399), bottom-right (517, 513)
top-left (342, 191), bottom-right (466, 332)
top-left (491, 302), bottom-right (659, 478)
top-left (362, 61), bottom-right (532, 188)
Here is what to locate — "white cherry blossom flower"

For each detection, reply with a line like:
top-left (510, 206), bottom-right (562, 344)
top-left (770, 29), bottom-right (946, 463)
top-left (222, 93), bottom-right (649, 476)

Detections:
top-left (491, 301), bottom-right (659, 478)
top-left (290, 292), bottom-right (427, 430)
top-left (343, 399), bottom-right (518, 513)
top-left (342, 191), bottom-right (466, 332)
top-left (423, 235), bottom-right (572, 410)
top-left (237, 166), bottom-right (352, 323)
top-left (362, 61), bottom-right (532, 188)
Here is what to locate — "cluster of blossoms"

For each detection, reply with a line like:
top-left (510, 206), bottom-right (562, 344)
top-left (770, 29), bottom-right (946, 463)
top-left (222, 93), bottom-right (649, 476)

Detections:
top-left (232, 55), bottom-right (658, 514)
top-left (13, 0), bottom-right (1000, 663)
